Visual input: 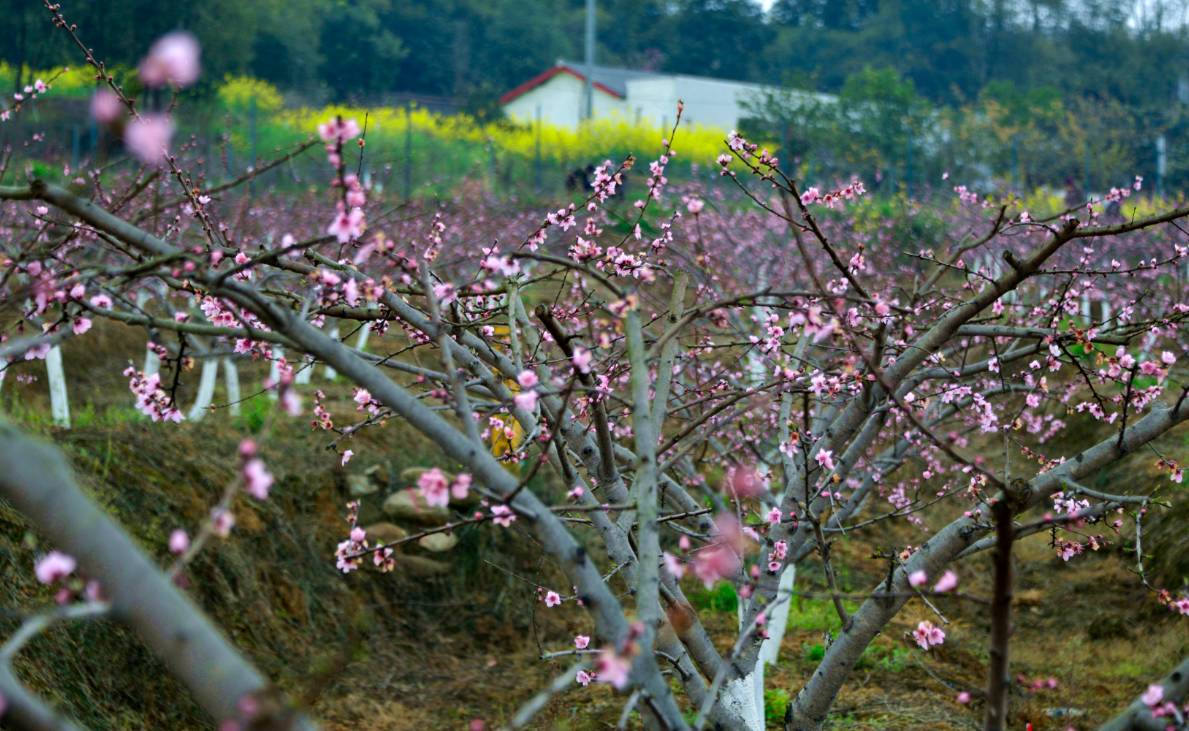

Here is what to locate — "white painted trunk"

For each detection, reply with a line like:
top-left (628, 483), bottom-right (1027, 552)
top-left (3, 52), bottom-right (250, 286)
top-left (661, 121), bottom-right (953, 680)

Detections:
top-left (137, 290), bottom-right (160, 377)
top-left (323, 325), bottom-right (340, 379)
top-left (45, 345), bottom-right (70, 428)
top-left (761, 566), bottom-right (797, 667)
top-left (222, 359), bottom-right (241, 416)
top-left (354, 321), bottom-right (372, 352)
top-left (187, 358), bottom-right (219, 421)
top-left (267, 347), bottom-right (283, 400)
top-left (726, 564), bottom-right (796, 730)
top-left (294, 355), bottom-right (315, 385)
top-left (721, 669), bottom-right (765, 731)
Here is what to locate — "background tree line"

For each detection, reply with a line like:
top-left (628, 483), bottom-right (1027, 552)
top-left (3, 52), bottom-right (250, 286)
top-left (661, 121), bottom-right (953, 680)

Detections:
top-left (3, 0), bottom-right (1188, 192)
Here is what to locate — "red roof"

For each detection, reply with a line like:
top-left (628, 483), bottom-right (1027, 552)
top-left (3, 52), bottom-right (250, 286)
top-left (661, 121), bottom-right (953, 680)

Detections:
top-left (499, 65), bottom-right (624, 105)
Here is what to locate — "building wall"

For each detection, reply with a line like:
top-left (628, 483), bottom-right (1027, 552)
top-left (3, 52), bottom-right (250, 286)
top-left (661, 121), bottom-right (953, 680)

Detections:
top-left (503, 69), bottom-right (834, 132)
top-left (503, 73), bottom-right (629, 129)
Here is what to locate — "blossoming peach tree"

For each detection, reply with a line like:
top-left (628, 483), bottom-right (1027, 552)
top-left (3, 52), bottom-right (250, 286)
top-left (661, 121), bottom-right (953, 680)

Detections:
top-left (0, 5), bottom-right (1187, 730)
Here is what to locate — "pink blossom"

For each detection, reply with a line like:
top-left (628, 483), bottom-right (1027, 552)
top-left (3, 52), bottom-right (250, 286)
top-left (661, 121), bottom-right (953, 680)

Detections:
top-left (242, 458), bottom-right (274, 500)
top-left (124, 114), bottom-right (174, 166)
top-left (516, 370), bottom-right (539, 389)
top-left (908, 570), bottom-right (928, 587)
top-left (139, 32), bottom-right (201, 87)
top-left (343, 278), bottom-right (360, 307)
top-left (317, 117), bottom-right (362, 144)
top-left (451, 473), bottom-right (472, 500)
top-left (350, 526), bottom-right (367, 543)
top-left (912, 620), bottom-right (946, 650)
top-left (692, 545), bottom-right (740, 588)
top-left (575, 670), bottom-right (592, 686)
top-left (90, 89), bottom-right (122, 123)
top-left (933, 570), bottom-right (959, 593)
top-left (663, 551), bottom-right (686, 579)
top-left (544, 590), bottom-right (562, 607)
top-left (72, 317), bottom-right (92, 335)
top-left (725, 465), bottom-right (764, 498)
top-left (327, 206), bottom-right (365, 244)
top-left (685, 196), bottom-right (704, 214)
top-left (341, 449), bottom-right (354, 466)
top-left (596, 648), bottom-right (632, 689)
top-left (574, 634), bottom-right (590, 649)
top-left (35, 551), bottom-right (76, 584)
top-left (571, 347), bottom-right (593, 374)
top-left (168, 529), bottom-right (190, 555)
top-left (490, 504), bottom-right (516, 527)
top-left (956, 691), bottom-right (971, 704)
top-left (514, 390), bottom-right (538, 411)
top-left (814, 449), bottom-right (835, 471)
top-left (766, 507), bottom-right (782, 525)
top-left (211, 508), bottom-right (235, 538)
top-left (1140, 684), bottom-right (1163, 706)
top-left (418, 468), bottom-right (450, 507)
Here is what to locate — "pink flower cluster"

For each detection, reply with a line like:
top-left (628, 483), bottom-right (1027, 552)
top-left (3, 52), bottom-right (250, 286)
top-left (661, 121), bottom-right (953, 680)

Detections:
top-left (124, 366), bottom-right (183, 422)
top-left (912, 620), bottom-right (945, 650)
top-left (417, 467), bottom-right (472, 508)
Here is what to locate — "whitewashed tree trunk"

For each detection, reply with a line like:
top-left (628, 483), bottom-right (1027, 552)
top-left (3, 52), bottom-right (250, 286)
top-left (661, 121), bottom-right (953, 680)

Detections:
top-left (45, 345), bottom-right (70, 428)
top-left (727, 564), bottom-right (796, 730)
top-left (137, 289), bottom-right (160, 377)
top-left (721, 669), bottom-right (765, 731)
top-left (267, 346), bottom-right (284, 401)
top-left (187, 357), bottom-right (219, 421)
top-left (222, 358), bottom-right (241, 416)
top-left (294, 355), bottom-right (315, 385)
top-left (354, 321), bottom-right (372, 352)
top-left (746, 265), bottom-right (770, 388)
top-left (323, 325), bottom-right (340, 379)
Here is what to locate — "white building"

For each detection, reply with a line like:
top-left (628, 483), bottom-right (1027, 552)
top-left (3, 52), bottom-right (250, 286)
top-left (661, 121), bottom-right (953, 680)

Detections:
top-left (500, 60), bottom-right (831, 131)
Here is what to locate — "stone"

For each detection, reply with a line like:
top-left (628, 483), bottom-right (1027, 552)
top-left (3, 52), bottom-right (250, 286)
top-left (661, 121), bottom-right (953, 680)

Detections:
top-left (382, 489), bottom-right (449, 525)
top-left (396, 554), bottom-right (450, 576)
top-left (347, 473), bottom-right (378, 497)
top-left (364, 462), bottom-right (389, 488)
top-left (362, 522), bottom-right (408, 545)
top-left (417, 532), bottom-right (458, 552)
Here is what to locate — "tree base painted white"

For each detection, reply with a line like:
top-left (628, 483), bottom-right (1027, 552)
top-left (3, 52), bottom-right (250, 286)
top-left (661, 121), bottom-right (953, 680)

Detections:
top-left (267, 347), bottom-right (284, 401)
top-left (721, 670), bottom-right (765, 731)
top-left (762, 566), bottom-right (797, 666)
top-left (222, 359), bottom-right (241, 416)
top-left (323, 326), bottom-right (340, 379)
top-left (143, 346), bottom-right (160, 378)
top-left (46, 345), bottom-right (70, 428)
top-left (725, 565), bottom-right (795, 730)
top-left (187, 358), bottom-right (219, 421)
top-left (294, 355), bottom-right (315, 385)
top-left (355, 321), bottom-right (371, 352)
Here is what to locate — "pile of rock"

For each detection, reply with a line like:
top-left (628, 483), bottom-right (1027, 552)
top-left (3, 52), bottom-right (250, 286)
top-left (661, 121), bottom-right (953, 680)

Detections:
top-left (344, 464), bottom-right (477, 576)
